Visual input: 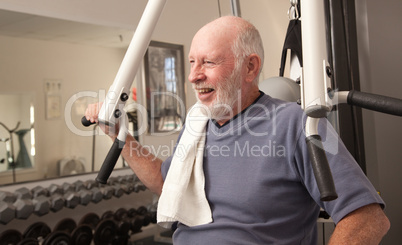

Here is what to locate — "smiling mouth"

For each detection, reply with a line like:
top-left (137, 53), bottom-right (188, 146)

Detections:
top-left (197, 88), bottom-right (215, 94)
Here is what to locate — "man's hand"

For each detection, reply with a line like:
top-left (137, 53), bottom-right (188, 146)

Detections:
top-left (84, 102), bottom-right (102, 124)
top-left (84, 102), bottom-right (119, 138)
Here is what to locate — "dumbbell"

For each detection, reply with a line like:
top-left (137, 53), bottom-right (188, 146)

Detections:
top-left (77, 189), bottom-right (92, 206)
top-left (48, 184), bottom-right (63, 196)
top-left (0, 201), bottom-right (16, 224)
top-left (93, 219), bottom-right (117, 245)
top-left (136, 206), bottom-right (153, 227)
top-left (9, 188), bottom-right (35, 220)
top-left (0, 191), bottom-right (17, 224)
top-left (31, 185), bottom-right (49, 198)
top-left (44, 184), bottom-right (69, 212)
top-left (13, 198), bottom-right (34, 219)
top-left (113, 208), bottom-right (132, 238)
top-left (98, 209), bottom-right (131, 244)
top-left (101, 210), bottom-right (114, 220)
top-left (63, 191), bottom-right (80, 209)
top-left (0, 190), bottom-right (50, 223)
top-left (0, 186), bottom-right (61, 223)
top-left (32, 195), bottom-right (51, 216)
top-left (0, 229), bottom-right (22, 244)
top-left (15, 187), bottom-right (32, 200)
top-left (54, 218), bottom-right (77, 235)
top-left (23, 221), bottom-right (69, 245)
top-left (110, 184), bottom-right (125, 198)
top-left (62, 182), bottom-right (75, 193)
top-left (42, 231), bottom-right (71, 245)
top-left (73, 180), bottom-right (86, 192)
top-left (49, 194), bottom-right (65, 212)
top-left (114, 215), bottom-right (131, 244)
top-left (89, 187), bottom-right (103, 204)
top-left (70, 224), bottom-right (93, 245)
top-left (115, 174), bottom-right (143, 193)
top-left (115, 176), bottom-right (135, 194)
top-left (0, 190), bottom-right (16, 203)
top-left (126, 208), bottom-right (145, 234)
top-left (118, 174), bottom-right (145, 193)
top-left (67, 181), bottom-right (102, 205)
top-left (84, 180), bottom-right (99, 190)
top-left (79, 212), bottom-right (101, 230)
top-left (23, 221), bottom-right (52, 241)
top-left (88, 210), bottom-right (119, 245)
top-left (99, 185), bottom-right (114, 200)
top-left (103, 178), bottom-right (126, 198)
top-left (133, 180), bottom-right (147, 193)
top-left (15, 187), bottom-right (53, 218)
top-left (30, 185), bottom-right (62, 213)
top-left (53, 217), bottom-right (93, 245)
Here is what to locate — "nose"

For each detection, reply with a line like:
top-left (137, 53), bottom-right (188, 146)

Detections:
top-left (188, 64), bottom-right (206, 83)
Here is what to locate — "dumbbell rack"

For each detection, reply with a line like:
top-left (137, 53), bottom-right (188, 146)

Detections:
top-left (0, 168), bottom-right (172, 244)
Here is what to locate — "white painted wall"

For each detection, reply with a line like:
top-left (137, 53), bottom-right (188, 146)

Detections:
top-left (0, 35), bottom-right (126, 183)
top-left (356, 1), bottom-right (402, 243)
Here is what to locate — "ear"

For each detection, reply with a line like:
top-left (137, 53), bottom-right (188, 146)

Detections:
top-left (245, 54), bottom-right (261, 83)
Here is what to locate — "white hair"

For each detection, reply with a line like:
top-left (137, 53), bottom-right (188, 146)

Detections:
top-left (231, 19), bottom-right (265, 85)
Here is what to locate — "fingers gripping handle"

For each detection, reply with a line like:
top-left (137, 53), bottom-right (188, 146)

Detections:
top-left (96, 138), bottom-right (125, 184)
top-left (81, 116), bottom-right (96, 127)
top-left (306, 135), bottom-right (338, 201)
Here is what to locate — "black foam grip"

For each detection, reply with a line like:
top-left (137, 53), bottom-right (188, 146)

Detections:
top-left (306, 135), bottom-right (338, 201)
top-left (96, 138), bottom-right (125, 184)
top-left (347, 90), bottom-right (402, 116)
top-left (81, 116), bottom-right (96, 127)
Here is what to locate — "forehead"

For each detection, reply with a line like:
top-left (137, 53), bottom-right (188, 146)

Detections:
top-left (189, 24), bottom-right (236, 59)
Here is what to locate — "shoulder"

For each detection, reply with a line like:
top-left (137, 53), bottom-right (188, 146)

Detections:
top-left (257, 93), bottom-right (304, 117)
top-left (253, 93), bottom-right (306, 130)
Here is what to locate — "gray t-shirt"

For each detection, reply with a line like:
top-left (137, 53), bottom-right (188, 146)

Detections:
top-left (161, 93), bottom-right (384, 245)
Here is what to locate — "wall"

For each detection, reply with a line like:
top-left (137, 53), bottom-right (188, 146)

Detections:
top-left (0, 35), bottom-right (126, 183)
top-left (240, 0), bottom-right (291, 80)
top-left (356, 0), bottom-right (402, 243)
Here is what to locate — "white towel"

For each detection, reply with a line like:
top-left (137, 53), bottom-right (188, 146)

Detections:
top-left (157, 103), bottom-right (213, 228)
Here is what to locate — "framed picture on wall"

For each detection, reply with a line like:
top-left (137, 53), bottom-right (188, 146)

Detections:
top-left (143, 41), bottom-right (186, 134)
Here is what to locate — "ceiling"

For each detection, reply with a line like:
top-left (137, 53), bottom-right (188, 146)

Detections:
top-left (0, 9), bottom-right (134, 48)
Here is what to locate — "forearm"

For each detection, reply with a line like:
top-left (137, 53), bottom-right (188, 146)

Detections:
top-left (328, 203), bottom-right (390, 245)
top-left (120, 134), bottom-right (164, 195)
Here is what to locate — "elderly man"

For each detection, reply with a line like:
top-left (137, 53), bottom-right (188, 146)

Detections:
top-left (85, 16), bottom-right (389, 244)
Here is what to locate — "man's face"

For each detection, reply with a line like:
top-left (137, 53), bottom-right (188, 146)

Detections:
top-left (188, 27), bottom-right (244, 120)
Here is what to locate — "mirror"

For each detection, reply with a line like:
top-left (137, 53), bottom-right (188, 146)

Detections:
top-left (0, 93), bottom-right (35, 181)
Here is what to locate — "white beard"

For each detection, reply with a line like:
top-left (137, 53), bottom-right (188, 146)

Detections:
top-left (194, 65), bottom-right (243, 121)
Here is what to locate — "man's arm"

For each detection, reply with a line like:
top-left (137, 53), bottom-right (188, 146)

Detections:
top-left (120, 134), bottom-right (164, 195)
top-left (329, 203), bottom-right (390, 244)
top-left (85, 102), bottom-right (164, 195)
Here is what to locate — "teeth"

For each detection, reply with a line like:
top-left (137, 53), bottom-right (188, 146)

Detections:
top-left (198, 88), bottom-right (213, 93)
